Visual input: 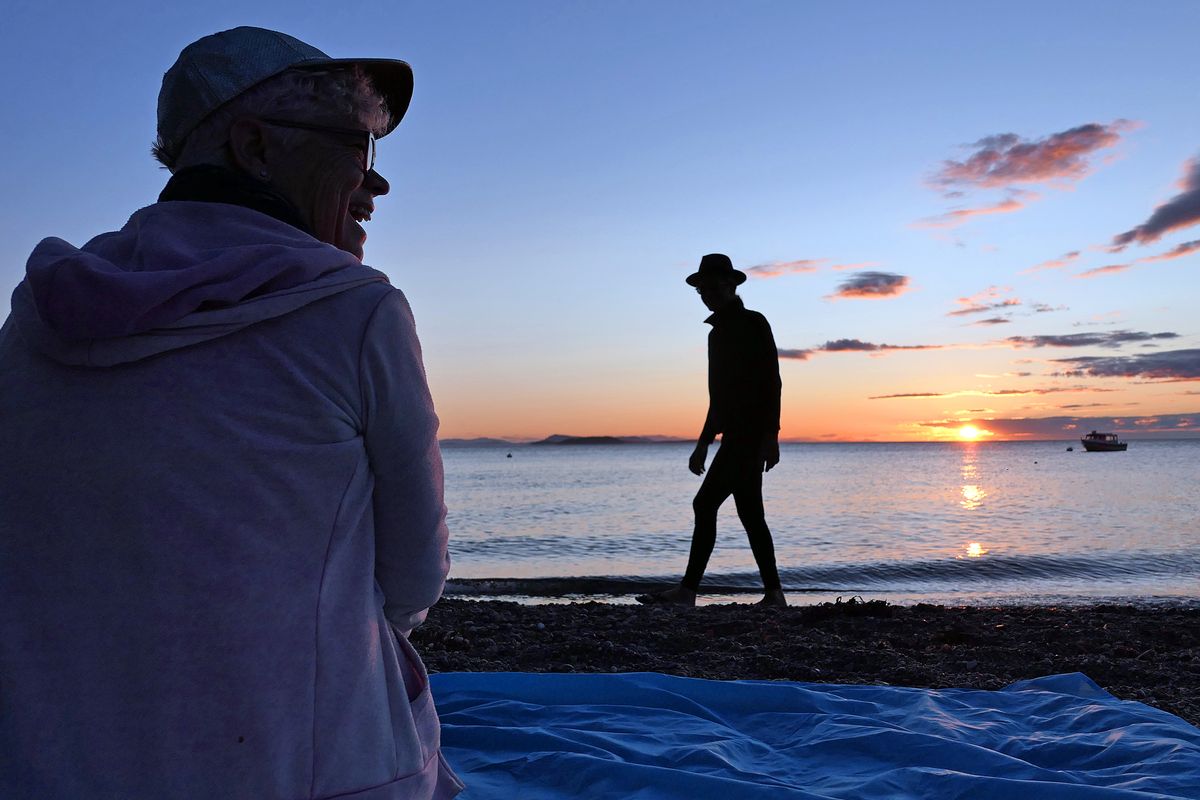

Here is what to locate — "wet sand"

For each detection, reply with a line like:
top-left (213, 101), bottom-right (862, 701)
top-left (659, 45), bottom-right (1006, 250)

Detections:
top-left (412, 598), bottom-right (1200, 727)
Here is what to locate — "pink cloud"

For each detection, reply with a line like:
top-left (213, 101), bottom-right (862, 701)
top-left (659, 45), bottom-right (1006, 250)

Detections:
top-left (744, 259), bottom-right (882, 279)
top-left (947, 286), bottom-right (1021, 317)
top-left (870, 386), bottom-right (1115, 400)
top-left (744, 259), bottom-right (824, 278)
top-left (1075, 263), bottom-right (1133, 279)
top-left (1139, 239), bottom-right (1200, 263)
top-left (827, 271), bottom-right (911, 300)
top-left (920, 121), bottom-right (1134, 233)
top-left (914, 194), bottom-right (1030, 230)
top-left (1022, 250), bottom-right (1081, 274)
top-left (931, 121), bottom-right (1135, 190)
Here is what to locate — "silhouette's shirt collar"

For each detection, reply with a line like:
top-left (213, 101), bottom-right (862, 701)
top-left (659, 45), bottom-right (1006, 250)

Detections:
top-left (704, 295), bottom-right (745, 326)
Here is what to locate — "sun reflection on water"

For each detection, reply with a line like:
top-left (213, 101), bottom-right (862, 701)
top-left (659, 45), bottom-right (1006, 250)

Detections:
top-left (964, 541), bottom-right (989, 558)
top-left (960, 484), bottom-right (986, 509)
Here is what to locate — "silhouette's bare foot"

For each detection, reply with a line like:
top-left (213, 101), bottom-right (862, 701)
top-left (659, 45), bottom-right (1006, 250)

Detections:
top-left (635, 585), bottom-right (696, 606)
top-left (757, 588), bottom-right (788, 607)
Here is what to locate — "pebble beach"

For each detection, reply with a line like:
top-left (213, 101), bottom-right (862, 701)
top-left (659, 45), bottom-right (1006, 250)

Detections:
top-left (412, 598), bottom-right (1200, 727)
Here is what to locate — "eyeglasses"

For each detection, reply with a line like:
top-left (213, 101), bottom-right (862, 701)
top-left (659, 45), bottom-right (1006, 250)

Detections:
top-left (259, 118), bottom-right (376, 173)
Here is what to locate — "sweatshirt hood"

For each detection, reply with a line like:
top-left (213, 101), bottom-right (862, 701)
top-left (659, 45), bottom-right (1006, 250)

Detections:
top-left (11, 201), bottom-right (388, 366)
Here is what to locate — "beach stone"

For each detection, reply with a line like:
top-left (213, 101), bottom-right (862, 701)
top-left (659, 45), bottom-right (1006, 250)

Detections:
top-left (411, 599), bottom-right (1200, 729)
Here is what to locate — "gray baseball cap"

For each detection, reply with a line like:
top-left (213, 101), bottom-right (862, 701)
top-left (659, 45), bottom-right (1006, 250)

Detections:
top-left (157, 26), bottom-right (413, 159)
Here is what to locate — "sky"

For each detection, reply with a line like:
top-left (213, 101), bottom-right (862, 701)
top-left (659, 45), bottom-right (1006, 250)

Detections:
top-left (3, 1), bottom-right (1199, 442)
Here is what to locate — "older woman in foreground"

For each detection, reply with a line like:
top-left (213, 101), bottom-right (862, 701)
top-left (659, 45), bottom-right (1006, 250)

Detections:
top-left (0, 27), bottom-right (462, 799)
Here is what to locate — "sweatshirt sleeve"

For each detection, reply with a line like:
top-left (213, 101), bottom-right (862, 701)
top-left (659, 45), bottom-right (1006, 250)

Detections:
top-left (358, 289), bottom-right (450, 637)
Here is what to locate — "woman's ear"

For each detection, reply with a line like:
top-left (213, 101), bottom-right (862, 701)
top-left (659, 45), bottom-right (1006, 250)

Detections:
top-left (228, 118), bottom-right (271, 179)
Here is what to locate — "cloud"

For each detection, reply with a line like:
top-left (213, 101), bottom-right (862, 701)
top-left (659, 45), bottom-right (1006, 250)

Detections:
top-left (920, 121), bottom-right (1134, 233)
top-left (1005, 330), bottom-right (1179, 349)
top-left (914, 193), bottom-right (1031, 229)
top-left (828, 271), bottom-right (910, 300)
top-left (1111, 157), bottom-right (1200, 249)
top-left (743, 259), bottom-right (823, 278)
top-left (947, 286), bottom-right (1021, 317)
top-left (972, 317), bottom-right (1012, 326)
top-left (870, 386), bottom-right (1115, 400)
top-left (1070, 238), bottom-right (1200, 279)
top-left (931, 121), bottom-right (1134, 190)
top-left (1032, 303), bottom-right (1068, 313)
top-left (916, 411), bottom-right (1200, 438)
top-left (1072, 311), bottom-right (1123, 327)
top-left (1053, 348), bottom-right (1200, 381)
top-left (1140, 239), bottom-right (1200, 263)
top-left (820, 338), bottom-right (939, 353)
top-left (745, 258), bottom-right (881, 278)
top-left (1075, 263), bottom-right (1133, 278)
top-left (781, 330), bottom-right (1176, 362)
top-left (779, 339), bottom-right (946, 360)
top-left (1022, 251), bottom-right (1081, 274)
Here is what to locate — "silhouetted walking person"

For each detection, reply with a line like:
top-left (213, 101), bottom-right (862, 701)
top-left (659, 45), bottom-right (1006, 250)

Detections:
top-left (638, 254), bottom-right (786, 607)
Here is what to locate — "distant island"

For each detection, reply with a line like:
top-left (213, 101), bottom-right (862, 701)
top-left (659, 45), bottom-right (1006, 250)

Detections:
top-left (531, 435), bottom-right (627, 446)
top-left (440, 434), bottom-right (690, 447)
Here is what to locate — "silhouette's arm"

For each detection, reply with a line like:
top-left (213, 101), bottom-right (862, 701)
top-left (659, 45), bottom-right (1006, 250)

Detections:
top-left (690, 408), bottom-right (717, 475)
top-left (759, 317), bottom-right (782, 471)
top-left (761, 317), bottom-right (782, 437)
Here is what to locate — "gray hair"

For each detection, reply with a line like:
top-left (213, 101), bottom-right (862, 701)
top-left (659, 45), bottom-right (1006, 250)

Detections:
top-left (153, 65), bottom-right (391, 171)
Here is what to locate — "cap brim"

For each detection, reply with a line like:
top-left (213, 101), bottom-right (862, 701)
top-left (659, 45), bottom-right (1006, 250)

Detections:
top-left (310, 57), bottom-right (414, 137)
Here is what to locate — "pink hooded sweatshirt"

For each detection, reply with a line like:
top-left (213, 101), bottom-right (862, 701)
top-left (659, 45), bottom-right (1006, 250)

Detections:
top-left (0, 201), bottom-right (463, 799)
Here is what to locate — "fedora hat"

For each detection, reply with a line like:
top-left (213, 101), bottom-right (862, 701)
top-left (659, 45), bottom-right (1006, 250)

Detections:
top-left (685, 253), bottom-right (747, 287)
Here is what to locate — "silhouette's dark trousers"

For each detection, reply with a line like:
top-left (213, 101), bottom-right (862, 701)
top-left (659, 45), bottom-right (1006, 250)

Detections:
top-left (682, 434), bottom-right (781, 592)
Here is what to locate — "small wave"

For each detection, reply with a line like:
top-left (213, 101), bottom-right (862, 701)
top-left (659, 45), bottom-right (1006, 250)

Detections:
top-left (445, 548), bottom-right (1200, 598)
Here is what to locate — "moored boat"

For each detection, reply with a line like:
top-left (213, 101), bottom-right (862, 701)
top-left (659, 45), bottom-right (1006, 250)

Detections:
top-left (1080, 431), bottom-right (1127, 452)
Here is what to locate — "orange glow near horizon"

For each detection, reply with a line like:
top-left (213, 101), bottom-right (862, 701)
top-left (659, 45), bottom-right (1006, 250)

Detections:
top-left (429, 358), bottom-right (1196, 442)
top-left (958, 424), bottom-right (982, 441)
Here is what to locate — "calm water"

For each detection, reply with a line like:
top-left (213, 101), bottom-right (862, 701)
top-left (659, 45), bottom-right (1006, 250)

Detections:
top-left (440, 441), bottom-right (1200, 606)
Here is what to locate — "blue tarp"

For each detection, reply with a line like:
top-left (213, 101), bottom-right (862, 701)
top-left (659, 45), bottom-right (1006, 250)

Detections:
top-left (432, 672), bottom-right (1200, 799)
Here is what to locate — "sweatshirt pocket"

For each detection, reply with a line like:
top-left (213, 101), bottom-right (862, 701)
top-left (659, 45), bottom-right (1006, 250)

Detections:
top-left (316, 747), bottom-right (464, 799)
top-left (381, 615), bottom-right (440, 772)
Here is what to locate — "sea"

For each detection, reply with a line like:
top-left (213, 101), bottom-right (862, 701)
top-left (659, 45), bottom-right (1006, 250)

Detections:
top-left (439, 440), bottom-right (1200, 607)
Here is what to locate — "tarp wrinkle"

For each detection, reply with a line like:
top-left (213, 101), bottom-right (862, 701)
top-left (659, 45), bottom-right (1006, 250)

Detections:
top-left (432, 671), bottom-right (1200, 800)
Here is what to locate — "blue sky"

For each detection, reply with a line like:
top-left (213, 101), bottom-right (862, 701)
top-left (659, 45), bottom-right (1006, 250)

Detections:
top-left (4, 1), bottom-right (1199, 439)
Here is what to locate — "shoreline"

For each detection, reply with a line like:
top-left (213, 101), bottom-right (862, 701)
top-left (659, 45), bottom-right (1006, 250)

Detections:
top-left (412, 598), bottom-right (1200, 727)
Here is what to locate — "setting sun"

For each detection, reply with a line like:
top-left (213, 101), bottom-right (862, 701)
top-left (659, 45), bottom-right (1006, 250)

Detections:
top-left (958, 425), bottom-right (982, 441)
